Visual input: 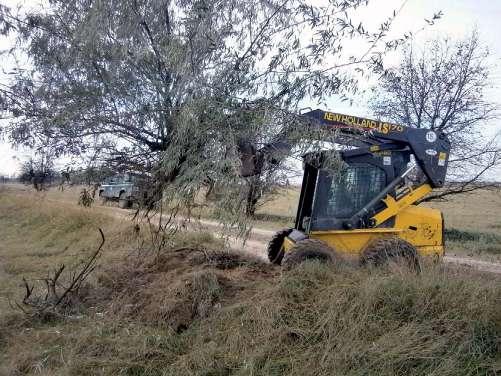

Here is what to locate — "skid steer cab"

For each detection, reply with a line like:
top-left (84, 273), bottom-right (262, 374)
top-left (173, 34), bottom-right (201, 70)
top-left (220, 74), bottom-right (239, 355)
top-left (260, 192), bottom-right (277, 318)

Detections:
top-left (268, 149), bottom-right (443, 269)
top-left (238, 109), bottom-right (451, 269)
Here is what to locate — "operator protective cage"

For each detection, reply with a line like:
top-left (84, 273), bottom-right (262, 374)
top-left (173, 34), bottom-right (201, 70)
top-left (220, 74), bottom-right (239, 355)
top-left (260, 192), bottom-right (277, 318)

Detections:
top-left (292, 110), bottom-right (451, 232)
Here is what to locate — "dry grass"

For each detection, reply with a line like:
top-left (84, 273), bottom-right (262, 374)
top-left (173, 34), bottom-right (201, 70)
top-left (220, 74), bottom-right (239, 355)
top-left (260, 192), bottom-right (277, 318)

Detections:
top-left (8, 182), bottom-right (500, 234)
top-left (0, 188), bottom-right (113, 315)
top-left (443, 228), bottom-right (501, 261)
top-left (255, 187), bottom-right (299, 222)
top-left (170, 262), bottom-right (501, 376)
top-left (1, 186), bottom-right (501, 375)
top-left (96, 246), bottom-right (272, 333)
top-left (3, 262), bottom-right (500, 375)
top-left (0, 186), bottom-right (269, 374)
top-left (422, 188), bottom-right (501, 233)
top-left (0, 186), bottom-right (223, 311)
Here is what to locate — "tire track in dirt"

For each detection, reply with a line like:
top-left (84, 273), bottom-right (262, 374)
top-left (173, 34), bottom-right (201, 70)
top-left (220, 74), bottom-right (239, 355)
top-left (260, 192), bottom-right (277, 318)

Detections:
top-left (443, 256), bottom-right (501, 274)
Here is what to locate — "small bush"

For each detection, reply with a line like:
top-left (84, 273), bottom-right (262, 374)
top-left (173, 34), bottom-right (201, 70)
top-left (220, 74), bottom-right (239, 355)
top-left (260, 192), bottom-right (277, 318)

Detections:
top-left (445, 228), bottom-right (501, 255)
top-left (78, 188), bottom-right (94, 207)
top-left (445, 228), bottom-right (500, 243)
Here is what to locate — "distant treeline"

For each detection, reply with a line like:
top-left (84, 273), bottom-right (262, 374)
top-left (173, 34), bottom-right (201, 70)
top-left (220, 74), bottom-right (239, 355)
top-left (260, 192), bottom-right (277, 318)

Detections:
top-left (2, 164), bottom-right (116, 190)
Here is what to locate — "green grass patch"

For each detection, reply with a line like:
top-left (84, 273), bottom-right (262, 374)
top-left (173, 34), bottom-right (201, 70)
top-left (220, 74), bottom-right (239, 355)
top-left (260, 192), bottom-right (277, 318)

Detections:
top-left (252, 212), bottom-right (295, 225)
top-left (445, 228), bottom-right (501, 243)
top-left (445, 228), bottom-right (501, 255)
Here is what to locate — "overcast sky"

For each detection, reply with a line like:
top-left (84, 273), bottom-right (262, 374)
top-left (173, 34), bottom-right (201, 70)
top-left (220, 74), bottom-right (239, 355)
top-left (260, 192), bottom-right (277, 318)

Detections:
top-left (0, 0), bottom-right (500, 177)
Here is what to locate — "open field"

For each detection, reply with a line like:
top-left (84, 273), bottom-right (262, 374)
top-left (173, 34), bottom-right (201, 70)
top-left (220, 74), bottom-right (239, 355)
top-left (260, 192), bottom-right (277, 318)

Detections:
top-left (4, 182), bottom-right (501, 263)
top-left (1, 185), bottom-right (501, 375)
top-left (13, 182), bottom-right (501, 233)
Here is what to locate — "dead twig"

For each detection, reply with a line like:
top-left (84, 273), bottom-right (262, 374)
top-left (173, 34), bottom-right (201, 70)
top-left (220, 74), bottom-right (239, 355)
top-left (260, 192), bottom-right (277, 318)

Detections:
top-left (17, 229), bottom-right (106, 319)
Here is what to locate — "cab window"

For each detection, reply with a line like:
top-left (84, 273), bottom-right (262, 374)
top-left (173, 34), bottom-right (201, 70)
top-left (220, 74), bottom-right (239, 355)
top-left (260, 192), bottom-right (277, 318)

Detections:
top-left (312, 163), bottom-right (387, 221)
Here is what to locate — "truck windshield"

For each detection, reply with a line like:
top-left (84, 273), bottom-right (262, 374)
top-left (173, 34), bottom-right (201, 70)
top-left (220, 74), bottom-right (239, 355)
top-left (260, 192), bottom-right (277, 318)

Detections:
top-left (311, 163), bottom-right (386, 226)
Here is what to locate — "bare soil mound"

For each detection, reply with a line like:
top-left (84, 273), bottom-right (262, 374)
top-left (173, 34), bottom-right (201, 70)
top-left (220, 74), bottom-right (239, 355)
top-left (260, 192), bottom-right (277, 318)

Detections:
top-left (95, 247), bottom-right (277, 332)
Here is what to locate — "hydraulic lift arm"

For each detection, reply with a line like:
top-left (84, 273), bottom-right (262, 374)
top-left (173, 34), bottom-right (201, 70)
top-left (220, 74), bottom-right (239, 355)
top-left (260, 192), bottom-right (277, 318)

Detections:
top-left (239, 109), bottom-right (451, 188)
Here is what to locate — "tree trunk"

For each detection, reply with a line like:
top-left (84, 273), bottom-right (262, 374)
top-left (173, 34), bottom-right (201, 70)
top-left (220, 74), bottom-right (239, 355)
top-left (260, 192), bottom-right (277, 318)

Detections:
top-left (245, 177), bottom-right (262, 218)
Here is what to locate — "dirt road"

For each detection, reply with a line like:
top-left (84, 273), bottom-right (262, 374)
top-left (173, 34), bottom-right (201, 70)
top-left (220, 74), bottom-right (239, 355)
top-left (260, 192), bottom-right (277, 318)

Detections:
top-left (101, 205), bottom-right (501, 275)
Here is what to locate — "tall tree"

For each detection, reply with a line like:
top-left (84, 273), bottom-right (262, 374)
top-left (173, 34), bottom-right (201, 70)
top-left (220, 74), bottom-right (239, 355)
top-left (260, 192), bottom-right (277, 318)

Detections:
top-left (0, 0), bottom-right (415, 217)
top-left (371, 32), bottom-right (500, 200)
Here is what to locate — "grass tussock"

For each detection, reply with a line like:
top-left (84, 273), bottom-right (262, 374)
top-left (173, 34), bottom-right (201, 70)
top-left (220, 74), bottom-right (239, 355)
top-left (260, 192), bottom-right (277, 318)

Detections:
top-left (167, 263), bottom-right (500, 376)
top-left (3, 261), bottom-right (500, 375)
top-left (96, 246), bottom-right (271, 333)
top-left (445, 228), bottom-right (501, 243)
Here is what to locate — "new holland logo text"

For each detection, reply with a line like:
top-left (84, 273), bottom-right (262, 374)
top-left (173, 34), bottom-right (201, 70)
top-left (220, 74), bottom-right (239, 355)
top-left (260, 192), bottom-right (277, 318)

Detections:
top-left (323, 112), bottom-right (404, 134)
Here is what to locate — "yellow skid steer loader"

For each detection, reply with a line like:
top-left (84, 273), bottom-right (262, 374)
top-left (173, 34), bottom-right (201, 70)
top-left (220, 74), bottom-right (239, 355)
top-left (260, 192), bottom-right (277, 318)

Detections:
top-left (239, 109), bottom-right (450, 269)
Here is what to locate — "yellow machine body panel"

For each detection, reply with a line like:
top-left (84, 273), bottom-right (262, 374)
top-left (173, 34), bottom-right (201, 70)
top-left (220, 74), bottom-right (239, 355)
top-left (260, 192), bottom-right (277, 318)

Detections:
top-left (394, 205), bottom-right (443, 256)
top-left (282, 205), bottom-right (444, 259)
